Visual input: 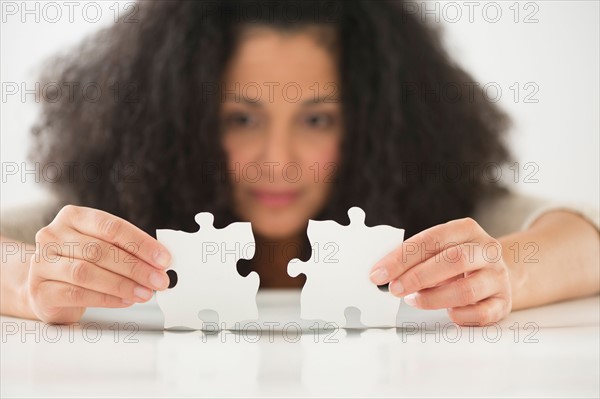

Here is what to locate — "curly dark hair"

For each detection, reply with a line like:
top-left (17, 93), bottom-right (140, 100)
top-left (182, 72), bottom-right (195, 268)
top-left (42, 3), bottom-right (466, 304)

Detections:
top-left (31, 0), bottom-right (511, 238)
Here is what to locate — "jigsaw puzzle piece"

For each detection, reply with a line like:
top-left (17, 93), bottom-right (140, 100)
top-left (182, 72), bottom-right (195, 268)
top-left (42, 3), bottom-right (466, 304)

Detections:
top-left (289, 258), bottom-right (348, 326)
top-left (288, 207), bottom-right (404, 328)
top-left (156, 212), bottom-right (258, 330)
top-left (205, 270), bottom-right (260, 327)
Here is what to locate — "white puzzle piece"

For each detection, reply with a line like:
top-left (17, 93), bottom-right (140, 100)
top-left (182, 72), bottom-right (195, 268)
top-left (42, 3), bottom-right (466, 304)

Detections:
top-left (288, 207), bottom-right (404, 328)
top-left (156, 212), bottom-right (258, 330)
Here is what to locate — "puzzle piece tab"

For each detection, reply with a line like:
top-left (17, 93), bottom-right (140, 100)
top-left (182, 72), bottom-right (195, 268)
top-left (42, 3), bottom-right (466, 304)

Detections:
top-left (156, 212), bottom-right (258, 330)
top-left (288, 207), bottom-right (404, 328)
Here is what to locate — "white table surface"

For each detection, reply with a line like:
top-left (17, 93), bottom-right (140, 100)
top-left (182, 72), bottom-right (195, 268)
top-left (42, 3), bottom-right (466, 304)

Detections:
top-left (2, 290), bottom-right (599, 398)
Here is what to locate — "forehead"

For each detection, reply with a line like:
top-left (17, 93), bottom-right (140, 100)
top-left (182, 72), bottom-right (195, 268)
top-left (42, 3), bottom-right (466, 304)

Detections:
top-left (223, 26), bottom-right (339, 87)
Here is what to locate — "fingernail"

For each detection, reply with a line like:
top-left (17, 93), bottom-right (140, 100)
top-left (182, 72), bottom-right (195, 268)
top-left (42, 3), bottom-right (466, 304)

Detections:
top-left (369, 266), bottom-right (388, 284)
top-left (403, 293), bottom-right (417, 307)
top-left (150, 271), bottom-right (169, 290)
top-left (389, 279), bottom-right (404, 296)
top-left (153, 249), bottom-right (171, 269)
top-left (122, 298), bottom-right (134, 305)
top-left (134, 286), bottom-right (153, 301)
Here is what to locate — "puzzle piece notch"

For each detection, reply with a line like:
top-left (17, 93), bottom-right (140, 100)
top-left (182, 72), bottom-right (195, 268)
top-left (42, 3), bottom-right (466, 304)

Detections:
top-left (156, 212), bottom-right (259, 330)
top-left (194, 212), bottom-right (215, 231)
top-left (347, 206), bottom-right (366, 226)
top-left (288, 206), bottom-right (404, 328)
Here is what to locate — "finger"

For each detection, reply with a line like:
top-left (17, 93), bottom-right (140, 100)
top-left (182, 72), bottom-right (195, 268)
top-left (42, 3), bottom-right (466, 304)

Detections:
top-left (388, 242), bottom-right (492, 296)
top-left (36, 280), bottom-right (135, 308)
top-left (36, 258), bottom-right (155, 303)
top-left (401, 268), bottom-right (504, 309)
top-left (369, 218), bottom-right (491, 285)
top-left (44, 227), bottom-right (170, 291)
top-left (447, 296), bottom-right (510, 326)
top-left (434, 274), bottom-right (464, 287)
top-left (55, 205), bottom-right (171, 269)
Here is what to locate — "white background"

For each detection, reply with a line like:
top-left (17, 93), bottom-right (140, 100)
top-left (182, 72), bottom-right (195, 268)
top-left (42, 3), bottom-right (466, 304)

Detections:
top-left (1, 0), bottom-right (599, 208)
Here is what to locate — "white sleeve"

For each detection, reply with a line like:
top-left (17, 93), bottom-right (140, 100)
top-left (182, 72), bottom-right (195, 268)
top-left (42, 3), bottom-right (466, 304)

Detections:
top-left (471, 190), bottom-right (599, 238)
top-left (0, 194), bottom-right (65, 244)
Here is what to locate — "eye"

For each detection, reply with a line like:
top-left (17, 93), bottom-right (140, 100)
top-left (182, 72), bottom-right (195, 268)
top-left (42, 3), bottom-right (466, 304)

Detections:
top-left (222, 112), bottom-right (260, 129)
top-left (301, 113), bottom-right (335, 129)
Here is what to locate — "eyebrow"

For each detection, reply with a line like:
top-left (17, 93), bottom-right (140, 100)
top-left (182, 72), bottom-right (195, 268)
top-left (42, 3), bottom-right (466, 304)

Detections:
top-left (302, 96), bottom-right (341, 105)
top-left (223, 95), bottom-right (341, 106)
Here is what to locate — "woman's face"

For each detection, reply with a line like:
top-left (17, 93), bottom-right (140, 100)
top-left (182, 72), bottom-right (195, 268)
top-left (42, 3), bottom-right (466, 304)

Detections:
top-left (220, 27), bottom-right (343, 240)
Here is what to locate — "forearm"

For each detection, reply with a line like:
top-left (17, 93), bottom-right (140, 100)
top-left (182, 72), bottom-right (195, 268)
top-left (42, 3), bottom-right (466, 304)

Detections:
top-left (0, 235), bottom-right (37, 319)
top-left (499, 211), bottom-right (600, 311)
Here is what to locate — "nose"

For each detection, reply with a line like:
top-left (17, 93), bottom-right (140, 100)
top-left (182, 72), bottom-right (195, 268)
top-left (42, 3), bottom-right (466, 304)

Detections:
top-left (258, 124), bottom-right (297, 183)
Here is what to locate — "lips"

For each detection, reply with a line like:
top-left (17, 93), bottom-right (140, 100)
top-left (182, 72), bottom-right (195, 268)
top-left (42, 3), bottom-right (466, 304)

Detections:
top-left (250, 188), bottom-right (301, 208)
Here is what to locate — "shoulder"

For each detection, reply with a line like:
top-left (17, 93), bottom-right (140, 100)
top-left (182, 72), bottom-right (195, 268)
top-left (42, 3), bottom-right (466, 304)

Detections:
top-left (471, 190), bottom-right (600, 237)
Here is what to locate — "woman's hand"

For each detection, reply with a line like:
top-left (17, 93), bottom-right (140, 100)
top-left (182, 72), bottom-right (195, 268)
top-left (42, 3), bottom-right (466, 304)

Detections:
top-left (369, 217), bottom-right (512, 326)
top-left (26, 205), bottom-right (172, 324)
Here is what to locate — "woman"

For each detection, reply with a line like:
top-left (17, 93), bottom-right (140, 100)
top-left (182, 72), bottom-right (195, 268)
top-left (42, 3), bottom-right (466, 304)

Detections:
top-left (1, 0), bottom-right (598, 326)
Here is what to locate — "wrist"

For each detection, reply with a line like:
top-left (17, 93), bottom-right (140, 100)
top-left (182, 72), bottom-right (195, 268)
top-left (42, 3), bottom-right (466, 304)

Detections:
top-left (17, 260), bottom-right (38, 320)
top-left (0, 237), bottom-right (38, 319)
top-left (17, 278), bottom-right (37, 321)
top-left (500, 236), bottom-right (529, 311)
